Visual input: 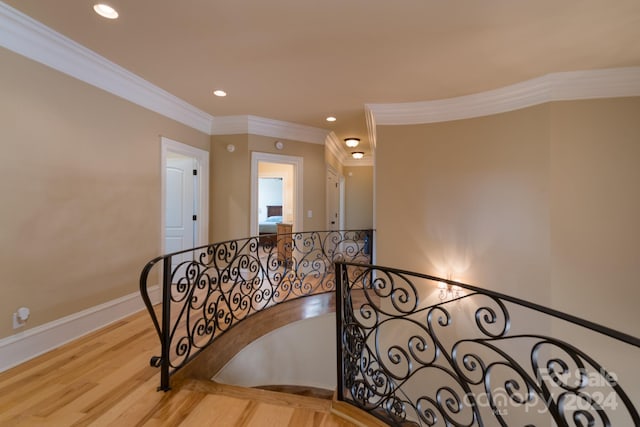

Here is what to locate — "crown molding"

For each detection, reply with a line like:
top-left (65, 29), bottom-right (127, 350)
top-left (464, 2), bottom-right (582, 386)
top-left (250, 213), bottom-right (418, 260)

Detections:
top-left (211, 115), bottom-right (329, 144)
top-left (365, 106), bottom-right (377, 159)
top-left (0, 1), bottom-right (214, 134)
top-left (367, 67), bottom-right (640, 125)
top-left (210, 115), bottom-right (250, 135)
top-left (248, 115), bottom-right (329, 144)
top-left (325, 132), bottom-right (348, 164)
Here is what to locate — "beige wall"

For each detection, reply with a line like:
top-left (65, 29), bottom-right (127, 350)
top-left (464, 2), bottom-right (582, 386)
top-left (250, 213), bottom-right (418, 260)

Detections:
top-left (210, 134), bottom-right (327, 241)
top-left (210, 135), bottom-right (250, 241)
top-left (0, 48), bottom-right (209, 339)
top-left (377, 104), bottom-right (551, 306)
top-left (549, 98), bottom-right (640, 335)
top-left (375, 97), bottom-right (640, 337)
top-left (344, 166), bottom-right (374, 230)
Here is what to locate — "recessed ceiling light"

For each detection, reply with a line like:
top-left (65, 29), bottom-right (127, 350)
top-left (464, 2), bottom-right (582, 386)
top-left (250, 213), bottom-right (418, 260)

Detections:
top-left (326, 116), bottom-right (336, 122)
top-left (93, 4), bottom-right (119, 19)
top-left (213, 89), bottom-right (227, 97)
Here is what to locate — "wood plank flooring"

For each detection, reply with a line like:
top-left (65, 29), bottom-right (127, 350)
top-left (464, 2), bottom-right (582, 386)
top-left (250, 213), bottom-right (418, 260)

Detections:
top-left (0, 308), bottom-right (360, 427)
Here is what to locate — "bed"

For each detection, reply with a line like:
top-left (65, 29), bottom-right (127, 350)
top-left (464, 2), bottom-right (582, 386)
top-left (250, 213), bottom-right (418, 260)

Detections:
top-left (259, 215), bottom-right (283, 234)
top-left (259, 205), bottom-right (282, 244)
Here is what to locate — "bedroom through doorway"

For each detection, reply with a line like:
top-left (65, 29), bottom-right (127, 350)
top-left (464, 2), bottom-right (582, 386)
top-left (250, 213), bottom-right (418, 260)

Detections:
top-left (250, 152), bottom-right (303, 237)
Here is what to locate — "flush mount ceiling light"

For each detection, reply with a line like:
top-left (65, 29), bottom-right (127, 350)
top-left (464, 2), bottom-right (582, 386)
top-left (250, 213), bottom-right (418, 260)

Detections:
top-left (351, 152), bottom-right (364, 159)
top-left (213, 89), bottom-right (227, 97)
top-left (93, 4), bottom-right (119, 19)
top-left (345, 138), bottom-right (360, 148)
top-left (326, 116), bottom-right (337, 122)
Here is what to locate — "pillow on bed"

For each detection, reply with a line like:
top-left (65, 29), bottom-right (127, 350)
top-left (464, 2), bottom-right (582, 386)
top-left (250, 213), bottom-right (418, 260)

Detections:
top-left (264, 216), bottom-right (282, 223)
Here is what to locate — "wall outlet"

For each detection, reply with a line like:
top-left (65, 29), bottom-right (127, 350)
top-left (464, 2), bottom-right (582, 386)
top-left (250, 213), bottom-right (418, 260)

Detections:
top-left (307, 210), bottom-right (312, 218)
top-left (13, 307), bottom-right (30, 329)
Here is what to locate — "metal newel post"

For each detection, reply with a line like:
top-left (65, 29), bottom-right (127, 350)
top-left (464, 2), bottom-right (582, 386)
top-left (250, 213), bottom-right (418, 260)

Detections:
top-left (159, 256), bottom-right (172, 391)
top-left (335, 261), bottom-right (345, 401)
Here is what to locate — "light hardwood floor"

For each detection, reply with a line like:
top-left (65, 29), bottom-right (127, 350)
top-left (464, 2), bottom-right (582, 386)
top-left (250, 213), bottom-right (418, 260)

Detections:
top-left (0, 308), bottom-right (363, 427)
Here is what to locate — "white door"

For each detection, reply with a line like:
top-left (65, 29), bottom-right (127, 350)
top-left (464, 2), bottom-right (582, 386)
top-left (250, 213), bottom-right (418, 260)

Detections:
top-left (327, 168), bottom-right (340, 230)
top-left (165, 154), bottom-right (196, 271)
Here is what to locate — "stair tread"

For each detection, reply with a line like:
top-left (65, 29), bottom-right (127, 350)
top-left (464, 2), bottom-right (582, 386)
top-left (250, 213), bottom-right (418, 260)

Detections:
top-left (179, 379), bottom-right (333, 412)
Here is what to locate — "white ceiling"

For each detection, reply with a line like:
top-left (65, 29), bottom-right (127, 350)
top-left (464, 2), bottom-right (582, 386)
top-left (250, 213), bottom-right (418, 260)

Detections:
top-left (4, 0), bottom-right (640, 155)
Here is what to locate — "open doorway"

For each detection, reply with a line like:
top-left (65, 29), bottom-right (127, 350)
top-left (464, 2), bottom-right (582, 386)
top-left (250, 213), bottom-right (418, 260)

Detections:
top-left (250, 152), bottom-right (303, 236)
top-left (161, 137), bottom-right (209, 263)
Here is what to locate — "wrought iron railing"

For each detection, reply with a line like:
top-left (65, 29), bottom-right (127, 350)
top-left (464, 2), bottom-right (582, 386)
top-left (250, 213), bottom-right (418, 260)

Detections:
top-left (139, 229), bottom-right (372, 391)
top-left (335, 262), bottom-right (640, 427)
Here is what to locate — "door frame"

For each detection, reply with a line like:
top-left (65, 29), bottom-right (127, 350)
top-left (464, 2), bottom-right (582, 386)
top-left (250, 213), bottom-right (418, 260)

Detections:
top-left (339, 174), bottom-right (345, 230)
top-left (161, 136), bottom-right (209, 254)
top-left (250, 152), bottom-right (303, 235)
top-left (326, 166), bottom-right (345, 230)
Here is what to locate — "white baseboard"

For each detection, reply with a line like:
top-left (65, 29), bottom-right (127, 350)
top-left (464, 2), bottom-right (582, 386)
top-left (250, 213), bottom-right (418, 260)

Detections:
top-left (0, 285), bottom-right (161, 372)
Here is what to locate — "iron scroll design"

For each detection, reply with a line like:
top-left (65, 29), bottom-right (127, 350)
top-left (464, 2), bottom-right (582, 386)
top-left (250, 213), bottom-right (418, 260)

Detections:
top-left (139, 229), bottom-right (372, 391)
top-left (335, 262), bottom-right (640, 427)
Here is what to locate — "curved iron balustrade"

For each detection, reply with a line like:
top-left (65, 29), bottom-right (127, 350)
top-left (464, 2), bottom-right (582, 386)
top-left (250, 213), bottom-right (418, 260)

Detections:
top-left (139, 229), bottom-right (373, 391)
top-left (335, 262), bottom-right (640, 427)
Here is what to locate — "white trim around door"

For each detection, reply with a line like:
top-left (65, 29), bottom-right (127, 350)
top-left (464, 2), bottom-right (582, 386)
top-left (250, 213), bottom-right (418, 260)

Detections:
top-left (160, 137), bottom-right (209, 253)
top-left (250, 152), bottom-right (304, 236)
